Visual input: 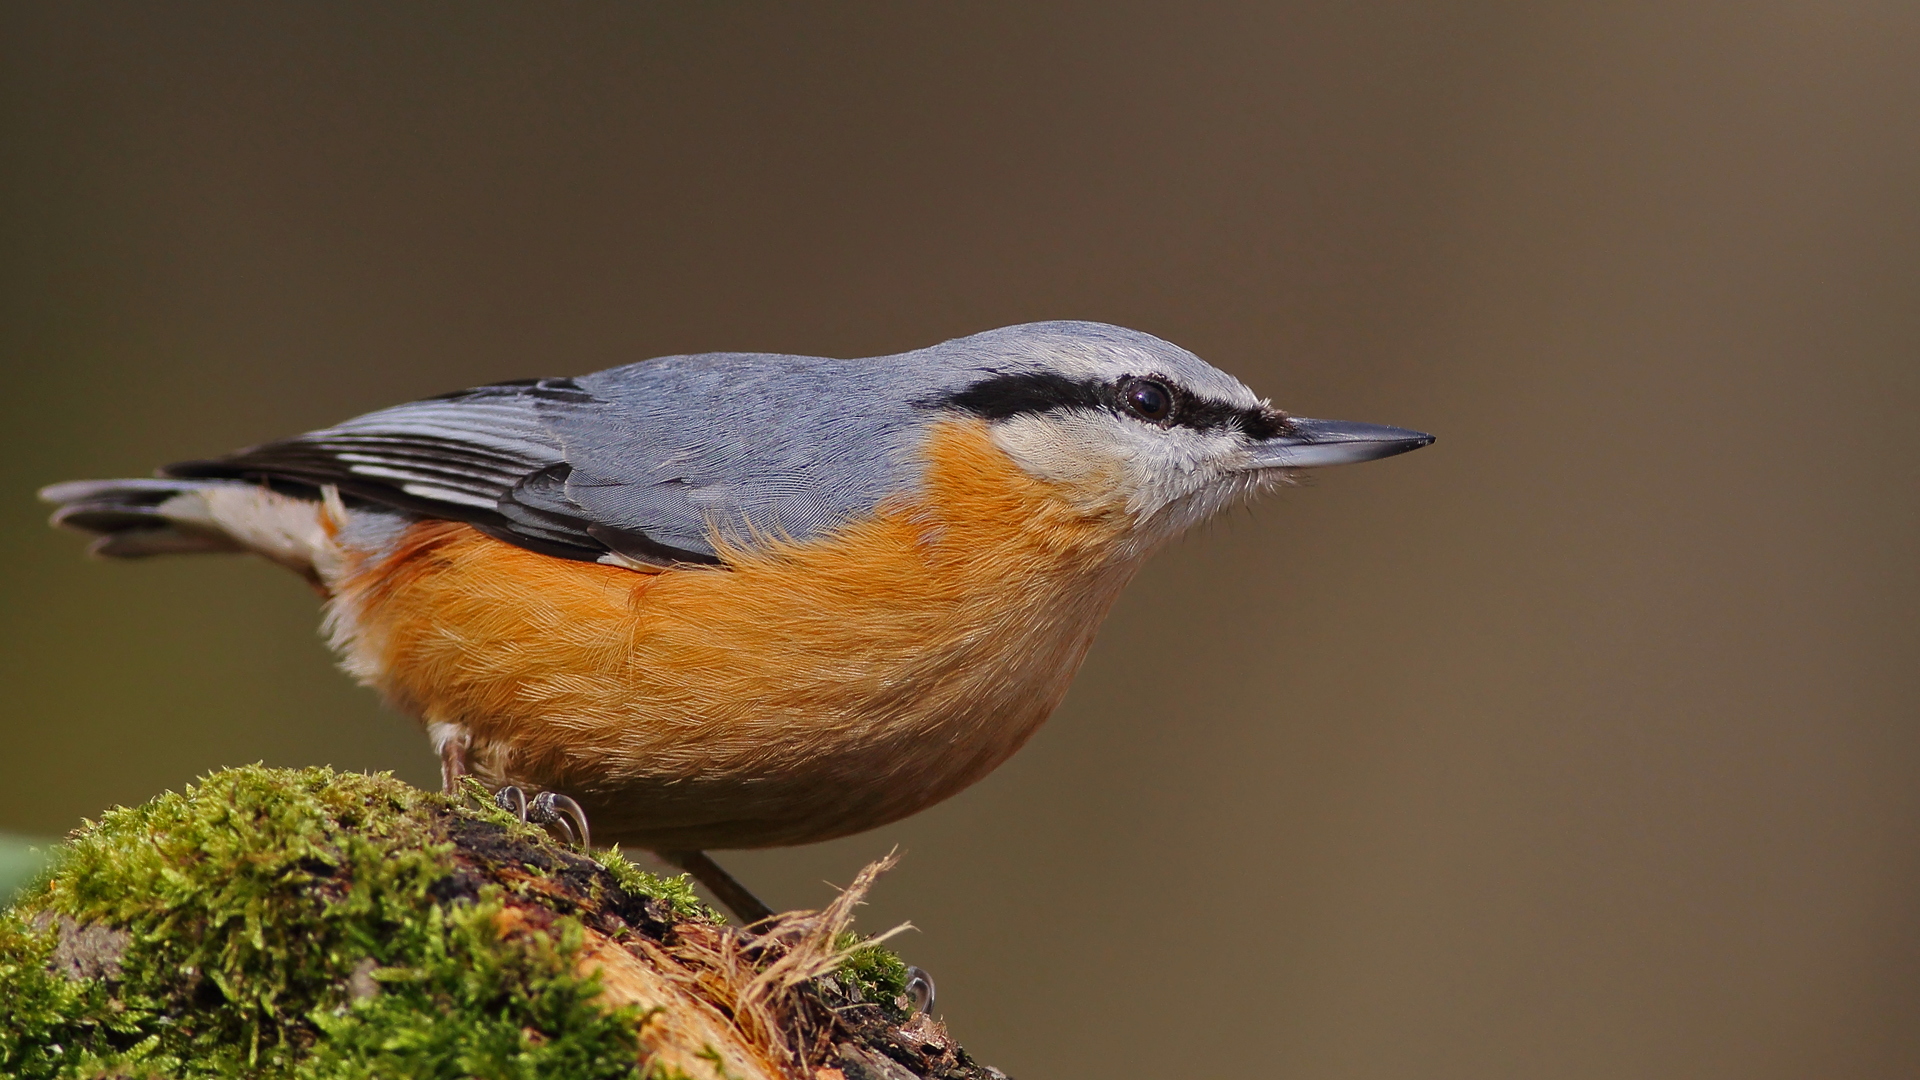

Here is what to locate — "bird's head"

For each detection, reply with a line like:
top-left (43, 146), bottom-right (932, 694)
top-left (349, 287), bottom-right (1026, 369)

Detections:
top-left (919, 322), bottom-right (1433, 551)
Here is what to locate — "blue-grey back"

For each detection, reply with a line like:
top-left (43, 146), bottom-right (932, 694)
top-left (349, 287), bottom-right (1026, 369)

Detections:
top-left (164, 321), bottom-right (1241, 565)
top-left (551, 351), bottom-right (937, 555)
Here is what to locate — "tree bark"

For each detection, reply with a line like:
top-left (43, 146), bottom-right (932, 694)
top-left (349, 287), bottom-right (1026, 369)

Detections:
top-left (0, 766), bottom-right (1009, 1080)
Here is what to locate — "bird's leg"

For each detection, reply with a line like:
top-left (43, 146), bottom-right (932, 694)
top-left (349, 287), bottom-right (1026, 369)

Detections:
top-left (660, 850), bottom-right (776, 927)
top-left (492, 785), bottom-right (592, 850)
top-left (471, 804), bottom-right (930, 1012)
top-left (659, 850), bottom-right (937, 1015)
top-left (438, 731), bottom-right (470, 795)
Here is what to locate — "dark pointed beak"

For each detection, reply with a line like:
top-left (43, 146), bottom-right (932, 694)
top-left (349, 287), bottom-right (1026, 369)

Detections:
top-left (1242, 418), bottom-right (1435, 469)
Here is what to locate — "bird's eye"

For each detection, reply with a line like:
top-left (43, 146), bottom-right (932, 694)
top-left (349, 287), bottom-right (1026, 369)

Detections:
top-left (1121, 378), bottom-right (1175, 423)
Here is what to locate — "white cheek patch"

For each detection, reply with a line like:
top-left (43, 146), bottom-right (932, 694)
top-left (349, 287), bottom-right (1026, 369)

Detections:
top-left (987, 412), bottom-right (1121, 488)
top-left (1118, 425), bottom-right (1246, 528)
top-left (986, 410), bottom-right (1244, 528)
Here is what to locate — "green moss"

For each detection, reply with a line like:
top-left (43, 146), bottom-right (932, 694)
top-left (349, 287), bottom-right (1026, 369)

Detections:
top-left (590, 846), bottom-right (713, 925)
top-left (0, 765), bottom-right (710, 1079)
top-left (298, 902), bottom-right (642, 1080)
top-left (833, 932), bottom-right (913, 1018)
top-left (444, 779), bottom-right (712, 926)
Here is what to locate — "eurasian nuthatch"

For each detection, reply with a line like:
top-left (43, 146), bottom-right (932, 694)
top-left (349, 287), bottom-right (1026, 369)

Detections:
top-left (43, 321), bottom-right (1431, 922)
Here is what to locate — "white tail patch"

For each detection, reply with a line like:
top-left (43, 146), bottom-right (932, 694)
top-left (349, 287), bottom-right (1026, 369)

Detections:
top-left (160, 484), bottom-right (346, 582)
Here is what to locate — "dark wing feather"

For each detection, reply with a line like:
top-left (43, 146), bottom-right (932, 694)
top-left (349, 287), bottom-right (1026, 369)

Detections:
top-left (161, 378), bottom-right (715, 565)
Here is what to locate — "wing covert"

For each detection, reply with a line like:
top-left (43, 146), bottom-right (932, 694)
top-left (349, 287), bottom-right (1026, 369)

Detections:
top-left (161, 379), bottom-right (668, 563)
top-left (161, 350), bottom-right (933, 569)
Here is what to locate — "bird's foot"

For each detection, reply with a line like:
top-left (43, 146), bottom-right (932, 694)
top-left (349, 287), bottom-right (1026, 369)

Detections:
top-left (906, 965), bottom-right (936, 1015)
top-left (494, 785), bottom-right (592, 849)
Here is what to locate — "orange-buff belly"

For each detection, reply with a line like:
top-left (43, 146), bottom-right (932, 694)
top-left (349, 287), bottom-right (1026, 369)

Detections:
top-left (325, 418), bottom-right (1140, 850)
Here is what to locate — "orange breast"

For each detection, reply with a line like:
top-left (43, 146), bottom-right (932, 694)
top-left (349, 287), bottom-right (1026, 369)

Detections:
top-left (326, 418), bottom-right (1139, 850)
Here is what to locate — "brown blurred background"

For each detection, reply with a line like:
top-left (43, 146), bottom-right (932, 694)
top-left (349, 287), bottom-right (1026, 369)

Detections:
top-left (3, 3), bottom-right (1916, 1076)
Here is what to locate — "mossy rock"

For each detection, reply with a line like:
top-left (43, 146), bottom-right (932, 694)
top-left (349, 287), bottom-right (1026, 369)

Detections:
top-left (0, 766), bottom-right (1004, 1080)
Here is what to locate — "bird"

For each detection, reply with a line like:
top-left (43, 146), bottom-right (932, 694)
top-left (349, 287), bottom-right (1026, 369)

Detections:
top-left (41, 321), bottom-right (1432, 925)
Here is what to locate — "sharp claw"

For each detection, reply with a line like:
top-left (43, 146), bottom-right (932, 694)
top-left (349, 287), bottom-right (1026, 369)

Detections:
top-left (528, 791), bottom-right (592, 850)
top-left (494, 785), bottom-right (529, 821)
top-left (491, 786), bottom-right (593, 850)
top-left (906, 966), bottom-right (936, 1015)
top-left (554, 794), bottom-right (592, 850)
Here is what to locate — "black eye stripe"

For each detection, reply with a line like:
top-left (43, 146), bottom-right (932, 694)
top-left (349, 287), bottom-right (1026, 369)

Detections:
top-left (928, 372), bottom-right (1291, 439)
top-left (930, 371), bottom-right (1106, 419)
top-left (1174, 393), bottom-right (1291, 440)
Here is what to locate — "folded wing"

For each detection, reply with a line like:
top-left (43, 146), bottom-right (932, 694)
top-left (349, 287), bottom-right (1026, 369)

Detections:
top-left (163, 378), bottom-right (723, 566)
top-left (162, 354), bottom-right (927, 569)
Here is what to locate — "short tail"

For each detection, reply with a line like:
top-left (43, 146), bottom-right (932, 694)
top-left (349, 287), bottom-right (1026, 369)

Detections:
top-left (41, 478), bottom-right (339, 577)
top-left (41, 478), bottom-right (251, 558)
